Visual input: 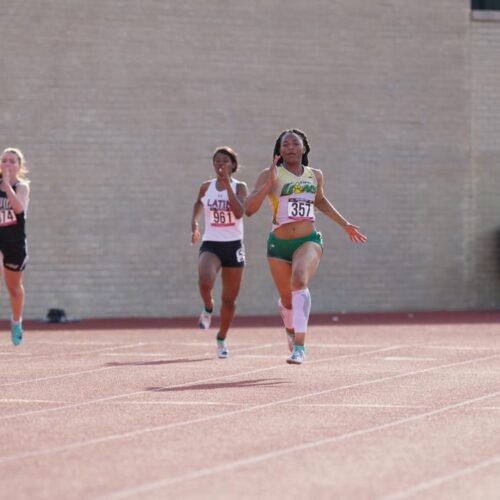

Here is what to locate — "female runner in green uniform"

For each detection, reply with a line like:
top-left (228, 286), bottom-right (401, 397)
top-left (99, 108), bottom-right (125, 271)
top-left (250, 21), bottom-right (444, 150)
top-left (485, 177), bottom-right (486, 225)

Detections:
top-left (245, 130), bottom-right (367, 364)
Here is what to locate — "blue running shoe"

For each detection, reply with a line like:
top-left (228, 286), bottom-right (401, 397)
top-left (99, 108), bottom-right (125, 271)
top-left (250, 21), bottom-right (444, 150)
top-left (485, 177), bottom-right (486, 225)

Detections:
top-left (11, 323), bottom-right (23, 346)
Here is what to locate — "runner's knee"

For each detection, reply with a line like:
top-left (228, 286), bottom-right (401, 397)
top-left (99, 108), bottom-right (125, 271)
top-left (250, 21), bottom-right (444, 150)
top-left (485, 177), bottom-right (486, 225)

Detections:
top-left (221, 296), bottom-right (236, 310)
top-left (291, 270), bottom-right (308, 290)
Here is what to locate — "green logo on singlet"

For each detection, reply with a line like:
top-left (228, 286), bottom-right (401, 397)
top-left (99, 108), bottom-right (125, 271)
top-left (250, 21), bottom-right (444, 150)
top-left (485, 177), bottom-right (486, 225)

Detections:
top-left (281, 182), bottom-right (317, 196)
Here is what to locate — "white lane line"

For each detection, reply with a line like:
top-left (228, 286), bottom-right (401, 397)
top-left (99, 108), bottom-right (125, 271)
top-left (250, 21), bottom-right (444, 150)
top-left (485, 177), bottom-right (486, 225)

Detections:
top-left (108, 401), bottom-right (244, 406)
top-left (238, 355), bottom-right (290, 359)
top-left (98, 387), bottom-right (500, 500)
top-left (0, 398), bottom-right (71, 404)
top-left (0, 342), bottom-right (286, 390)
top-left (290, 403), bottom-right (428, 409)
top-left (233, 343), bottom-right (283, 352)
top-left (104, 402), bottom-right (500, 411)
top-left (471, 406), bottom-right (500, 411)
top-left (100, 353), bottom-right (173, 357)
top-left (0, 351), bottom-right (31, 356)
top-left (291, 403), bottom-right (500, 412)
top-left (0, 366), bottom-right (118, 387)
top-left (237, 345), bottom-right (407, 359)
top-left (214, 343), bottom-right (283, 352)
top-left (378, 357), bottom-right (436, 362)
top-left (107, 401), bottom-right (426, 409)
top-left (311, 344), bottom-right (500, 352)
top-left (1, 348), bottom-right (498, 466)
top-left (0, 343), bottom-right (149, 388)
top-left (311, 343), bottom-right (387, 348)
top-left (98, 343), bottom-right (282, 357)
top-left (383, 453), bottom-right (500, 499)
top-left (175, 343), bottom-right (282, 350)
top-left (24, 341), bottom-right (118, 346)
top-left (244, 344), bottom-right (500, 353)
top-left (0, 344), bottom-right (399, 430)
top-left (423, 345), bottom-right (500, 352)
top-left (0, 342), bottom-right (148, 364)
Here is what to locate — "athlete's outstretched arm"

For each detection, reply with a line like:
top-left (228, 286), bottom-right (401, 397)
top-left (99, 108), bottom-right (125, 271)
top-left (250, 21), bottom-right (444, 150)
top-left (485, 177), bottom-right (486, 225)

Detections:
top-left (314, 169), bottom-right (367, 244)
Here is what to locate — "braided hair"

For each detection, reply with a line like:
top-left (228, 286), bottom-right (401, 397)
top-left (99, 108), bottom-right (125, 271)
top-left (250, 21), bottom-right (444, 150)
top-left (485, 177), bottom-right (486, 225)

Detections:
top-left (272, 129), bottom-right (311, 166)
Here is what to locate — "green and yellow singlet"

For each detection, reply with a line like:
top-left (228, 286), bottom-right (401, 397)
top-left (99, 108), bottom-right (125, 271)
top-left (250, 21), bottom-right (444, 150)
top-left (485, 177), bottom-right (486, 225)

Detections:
top-left (268, 165), bottom-right (318, 231)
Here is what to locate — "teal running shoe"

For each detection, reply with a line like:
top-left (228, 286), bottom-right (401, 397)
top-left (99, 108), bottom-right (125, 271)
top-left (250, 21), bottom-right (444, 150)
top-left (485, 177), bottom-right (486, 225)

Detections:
top-left (11, 323), bottom-right (23, 346)
top-left (287, 346), bottom-right (305, 365)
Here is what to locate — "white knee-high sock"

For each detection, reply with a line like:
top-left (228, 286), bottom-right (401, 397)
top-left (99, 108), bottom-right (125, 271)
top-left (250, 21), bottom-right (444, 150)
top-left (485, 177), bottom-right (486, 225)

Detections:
top-left (278, 299), bottom-right (294, 330)
top-left (292, 288), bottom-right (311, 333)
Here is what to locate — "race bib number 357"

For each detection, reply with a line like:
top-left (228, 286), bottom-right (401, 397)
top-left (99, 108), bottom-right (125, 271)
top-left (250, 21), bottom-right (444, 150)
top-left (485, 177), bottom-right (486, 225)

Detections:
top-left (209, 209), bottom-right (235, 226)
top-left (287, 198), bottom-right (314, 220)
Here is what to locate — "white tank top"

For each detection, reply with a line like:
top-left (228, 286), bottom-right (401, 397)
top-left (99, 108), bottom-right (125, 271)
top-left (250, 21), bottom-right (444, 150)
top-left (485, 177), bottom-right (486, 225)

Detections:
top-left (202, 179), bottom-right (244, 242)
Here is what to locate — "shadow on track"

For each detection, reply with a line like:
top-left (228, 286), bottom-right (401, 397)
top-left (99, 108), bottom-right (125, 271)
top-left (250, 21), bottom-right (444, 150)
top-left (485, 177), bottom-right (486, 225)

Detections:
top-left (147, 378), bottom-right (289, 392)
top-left (105, 357), bottom-right (212, 367)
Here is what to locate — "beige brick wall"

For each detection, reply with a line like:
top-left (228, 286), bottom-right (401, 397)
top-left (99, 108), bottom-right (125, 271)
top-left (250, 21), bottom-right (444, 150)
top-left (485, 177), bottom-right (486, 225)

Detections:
top-left (470, 13), bottom-right (500, 308)
top-left (0, 0), bottom-right (498, 318)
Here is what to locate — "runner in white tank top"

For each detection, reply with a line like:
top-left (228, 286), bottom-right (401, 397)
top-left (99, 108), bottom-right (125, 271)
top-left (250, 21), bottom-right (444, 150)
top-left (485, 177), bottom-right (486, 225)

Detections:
top-left (201, 178), bottom-right (244, 242)
top-left (191, 147), bottom-right (248, 358)
top-left (245, 130), bottom-right (367, 365)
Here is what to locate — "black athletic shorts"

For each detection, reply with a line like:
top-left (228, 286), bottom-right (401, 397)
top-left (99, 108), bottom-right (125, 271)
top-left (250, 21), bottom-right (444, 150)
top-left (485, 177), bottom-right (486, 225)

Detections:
top-left (0, 237), bottom-right (28, 272)
top-left (200, 240), bottom-right (245, 268)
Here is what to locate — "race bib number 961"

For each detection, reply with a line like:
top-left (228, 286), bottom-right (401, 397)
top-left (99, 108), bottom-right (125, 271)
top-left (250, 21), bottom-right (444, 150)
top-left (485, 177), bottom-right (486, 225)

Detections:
top-left (0, 209), bottom-right (17, 227)
top-left (287, 198), bottom-right (314, 220)
top-left (209, 209), bottom-right (235, 226)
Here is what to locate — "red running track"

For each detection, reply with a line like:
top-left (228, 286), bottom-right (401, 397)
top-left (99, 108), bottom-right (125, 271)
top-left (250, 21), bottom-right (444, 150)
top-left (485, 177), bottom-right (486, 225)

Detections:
top-left (0, 312), bottom-right (499, 499)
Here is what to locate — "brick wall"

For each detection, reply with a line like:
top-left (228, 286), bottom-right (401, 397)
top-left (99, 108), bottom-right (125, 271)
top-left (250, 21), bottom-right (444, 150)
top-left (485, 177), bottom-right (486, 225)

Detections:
top-left (469, 12), bottom-right (500, 308)
top-left (0, 0), bottom-right (498, 319)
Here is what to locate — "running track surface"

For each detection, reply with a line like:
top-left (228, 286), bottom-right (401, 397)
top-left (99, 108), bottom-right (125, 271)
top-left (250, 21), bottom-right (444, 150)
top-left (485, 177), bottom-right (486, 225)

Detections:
top-left (1, 312), bottom-right (499, 499)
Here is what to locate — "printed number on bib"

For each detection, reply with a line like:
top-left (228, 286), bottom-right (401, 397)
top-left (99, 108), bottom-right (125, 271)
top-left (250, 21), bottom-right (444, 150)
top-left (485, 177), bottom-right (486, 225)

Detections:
top-left (288, 198), bottom-right (314, 220)
top-left (210, 209), bottom-right (235, 227)
top-left (0, 209), bottom-right (17, 227)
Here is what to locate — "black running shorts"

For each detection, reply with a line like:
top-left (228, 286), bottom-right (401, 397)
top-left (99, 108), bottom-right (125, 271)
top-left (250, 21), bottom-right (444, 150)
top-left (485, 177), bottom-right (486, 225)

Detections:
top-left (200, 240), bottom-right (245, 268)
top-left (0, 237), bottom-right (28, 272)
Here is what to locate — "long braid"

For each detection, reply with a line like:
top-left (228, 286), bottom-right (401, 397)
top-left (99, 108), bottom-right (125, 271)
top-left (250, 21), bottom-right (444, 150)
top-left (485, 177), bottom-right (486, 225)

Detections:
top-left (272, 129), bottom-right (311, 166)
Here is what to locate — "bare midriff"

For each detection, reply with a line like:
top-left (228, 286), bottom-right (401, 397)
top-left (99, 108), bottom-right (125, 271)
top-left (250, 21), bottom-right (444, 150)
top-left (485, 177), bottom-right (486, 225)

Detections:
top-left (272, 220), bottom-right (316, 240)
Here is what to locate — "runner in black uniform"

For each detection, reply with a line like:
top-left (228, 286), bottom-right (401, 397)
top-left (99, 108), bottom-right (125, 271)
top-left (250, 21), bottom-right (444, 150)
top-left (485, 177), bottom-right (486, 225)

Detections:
top-left (0, 148), bottom-right (30, 346)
